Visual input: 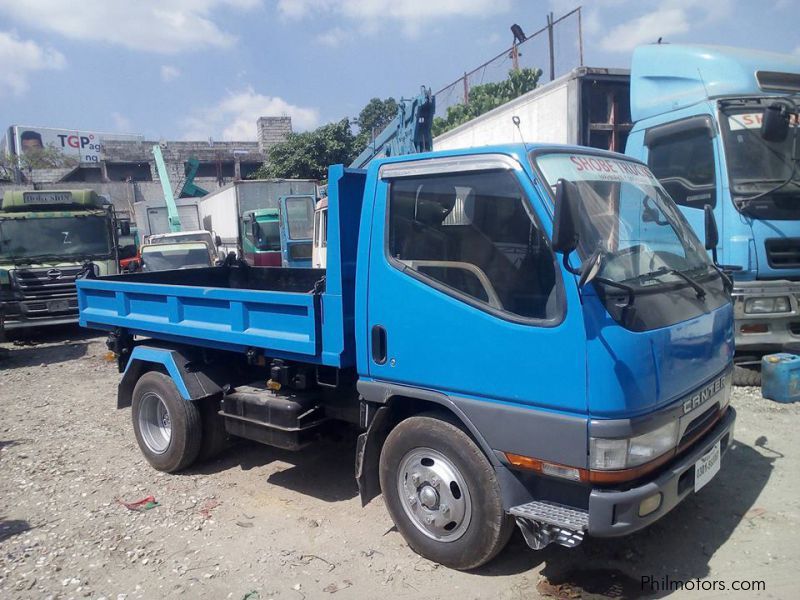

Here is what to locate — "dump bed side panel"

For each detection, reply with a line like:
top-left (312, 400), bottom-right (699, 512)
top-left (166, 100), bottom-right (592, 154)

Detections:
top-left (78, 278), bottom-right (324, 362)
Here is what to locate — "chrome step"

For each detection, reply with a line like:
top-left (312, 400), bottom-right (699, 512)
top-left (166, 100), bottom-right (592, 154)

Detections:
top-left (508, 500), bottom-right (589, 531)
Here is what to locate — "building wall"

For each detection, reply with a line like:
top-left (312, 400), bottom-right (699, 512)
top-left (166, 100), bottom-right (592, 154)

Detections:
top-left (257, 117), bottom-right (293, 155)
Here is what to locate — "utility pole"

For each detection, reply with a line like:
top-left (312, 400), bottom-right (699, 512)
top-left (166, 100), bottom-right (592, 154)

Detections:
top-left (547, 12), bottom-right (555, 81)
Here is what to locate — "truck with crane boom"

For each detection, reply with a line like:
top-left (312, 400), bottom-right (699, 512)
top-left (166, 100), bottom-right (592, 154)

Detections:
top-left (77, 81), bottom-right (735, 568)
top-left (434, 43), bottom-right (800, 385)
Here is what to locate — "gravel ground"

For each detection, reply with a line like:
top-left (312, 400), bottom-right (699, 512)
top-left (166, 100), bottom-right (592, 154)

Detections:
top-left (1, 326), bottom-right (798, 599)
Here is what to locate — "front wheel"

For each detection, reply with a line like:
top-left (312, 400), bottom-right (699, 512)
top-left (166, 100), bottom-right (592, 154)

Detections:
top-left (379, 416), bottom-right (513, 570)
top-left (131, 371), bottom-right (202, 472)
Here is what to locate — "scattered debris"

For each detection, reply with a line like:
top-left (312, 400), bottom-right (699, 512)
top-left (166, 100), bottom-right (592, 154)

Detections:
top-left (322, 579), bottom-right (352, 593)
top-left (117, 495), bottom-right (159, 511)
top-left (198, 498), bottom-right (220, 519)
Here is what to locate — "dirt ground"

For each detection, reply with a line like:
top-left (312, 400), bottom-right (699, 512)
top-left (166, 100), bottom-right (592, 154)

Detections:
top-left (1, 326), bottom-right (798, 600)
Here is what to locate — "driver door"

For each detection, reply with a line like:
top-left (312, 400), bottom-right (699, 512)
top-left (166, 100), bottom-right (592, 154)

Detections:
top-left (364, 155), bottom-right (588, 414)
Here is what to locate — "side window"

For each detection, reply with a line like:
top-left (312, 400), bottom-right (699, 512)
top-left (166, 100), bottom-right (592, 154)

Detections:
top-left (387, 170), bottom-right (559, 320)
top-left (648, 128), bottom-right (716, 208)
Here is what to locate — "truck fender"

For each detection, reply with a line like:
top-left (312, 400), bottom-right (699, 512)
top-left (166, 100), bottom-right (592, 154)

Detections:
top-left (355, 380), bottom-right (533, 509)
top-left (117, 346), bottom-right (223, 409)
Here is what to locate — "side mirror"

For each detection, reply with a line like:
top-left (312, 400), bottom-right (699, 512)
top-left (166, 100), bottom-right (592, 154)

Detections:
top-left (119, 221), bottom-right (131, 237)
top-left (704, 204), bottom-right (719, 251)
top-left (761, 103), bottom-right (790, 143)
top-left (552, 179), bottom-right (581, 254)
top-left (215, 234), bottom-right (222, 247)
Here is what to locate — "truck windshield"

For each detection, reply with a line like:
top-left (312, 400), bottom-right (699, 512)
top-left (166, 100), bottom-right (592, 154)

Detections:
top-left (0, 215), bottom-right (111, 261)
top-left (719, 102), bottom-right (799, 195)
top-left (285, 197), bottom-right (314, 240)
top-left (254, 219), bottom-right (281, 251)
top-left (141, 243), bottom-right (211, 271)
top-left (534, 152), bottom-right (713, 288)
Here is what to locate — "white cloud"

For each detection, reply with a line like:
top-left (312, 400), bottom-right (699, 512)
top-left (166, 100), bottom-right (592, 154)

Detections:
top-left (0, 30), bottom-right (66, 96)
top-left (182, 87), bottom-right (320, 140)
top-left (278, 0), bottom-right (510, 38)
top-left (111, 112), bottom-right (133, 131)
top-left (599, 7), bottom-right (689, 53)
top-left (160, 65), bottom-right (181, 82)
top-left (0, 0), bottom-right (261, 54)
top-left (316, 27), bottom-right (347, 48)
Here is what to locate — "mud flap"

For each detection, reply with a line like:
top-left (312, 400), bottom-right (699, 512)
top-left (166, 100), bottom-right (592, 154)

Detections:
top-left (355, 405), bottom-right (390, 507)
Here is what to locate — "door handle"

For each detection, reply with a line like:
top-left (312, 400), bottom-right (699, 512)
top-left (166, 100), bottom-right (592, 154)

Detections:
top-left (371, 324), bottom-right (387, 364)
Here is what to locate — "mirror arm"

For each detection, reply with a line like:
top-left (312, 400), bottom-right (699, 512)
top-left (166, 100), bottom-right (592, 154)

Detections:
top-left (593, 276), bottom-right (635, 308)
top-left (561, 252), bottom-right (581, 276)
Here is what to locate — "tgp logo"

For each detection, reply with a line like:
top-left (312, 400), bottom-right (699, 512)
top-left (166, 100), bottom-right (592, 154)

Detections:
top-left (56, 133), bottom-right (96, 149)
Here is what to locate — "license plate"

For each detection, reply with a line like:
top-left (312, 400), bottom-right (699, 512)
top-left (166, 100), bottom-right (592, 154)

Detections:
top-left (48, 300), bottom-right (69, 312)
top-left (694, 441), bottom-right (721, 492)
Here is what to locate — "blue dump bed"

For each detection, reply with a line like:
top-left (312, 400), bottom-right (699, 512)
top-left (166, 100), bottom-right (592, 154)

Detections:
top-left (78, 267), bottom-right (323, 359)
top-left (78, 166), bottom-right (367, 369)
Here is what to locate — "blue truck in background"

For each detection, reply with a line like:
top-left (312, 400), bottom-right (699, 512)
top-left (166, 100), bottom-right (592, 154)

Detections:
top-left (435, 44), bottom-right (800, 385)
top-left (78, 142), bottom-right (736, 569)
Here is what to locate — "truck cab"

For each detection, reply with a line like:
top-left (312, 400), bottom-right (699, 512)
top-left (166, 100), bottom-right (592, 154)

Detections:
top-left (0, 189), bottom-right (119, 335)
top-left (624, 44), bottom-right (800, 381)
top-left (278, 195), bottom-right (315, 268)
top-left (241, 208), bottom-right (282, 266)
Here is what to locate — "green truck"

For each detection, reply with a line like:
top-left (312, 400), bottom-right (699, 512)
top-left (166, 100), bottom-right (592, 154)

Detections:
top-left (0, 189), bottom-right (120, 336)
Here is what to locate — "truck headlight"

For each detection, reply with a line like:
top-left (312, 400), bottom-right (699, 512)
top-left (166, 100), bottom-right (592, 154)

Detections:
top-left (744, 296), bottom-right (790, 314)
top-left (590, 421), bottom-right (679, 470)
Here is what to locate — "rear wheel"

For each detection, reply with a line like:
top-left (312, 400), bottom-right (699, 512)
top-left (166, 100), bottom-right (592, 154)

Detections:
top-left (379, 416), bottom-right (513, 570)
top-left (131, 372), bottom-right (202, 472)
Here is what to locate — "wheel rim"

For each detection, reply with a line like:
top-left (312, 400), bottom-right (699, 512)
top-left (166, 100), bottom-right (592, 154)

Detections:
top-left (396, 447), bottom-right (472, 542)
top-left (138, 391), bottom-right (172, 454)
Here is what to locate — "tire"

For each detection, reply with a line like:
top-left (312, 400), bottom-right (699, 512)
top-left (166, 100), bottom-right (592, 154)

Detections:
top-left (733, 364), bottom-right (761, 387)
top-left (131, 371), bottom-right (202, 472)
top-left (379, 415), bottom-right (514, 570)
top-left (199, 396), bottom-right (231, 461)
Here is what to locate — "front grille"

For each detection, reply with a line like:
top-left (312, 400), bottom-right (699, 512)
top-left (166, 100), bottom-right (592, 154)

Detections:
top-left (12, 267), bottom-right (82, 300)
top-left (765, 238), bottom-right (800, 268)
top-left (679, 404), bottom-right (720, 448)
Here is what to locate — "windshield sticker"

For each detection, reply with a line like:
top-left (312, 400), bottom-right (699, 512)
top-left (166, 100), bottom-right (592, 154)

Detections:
top-left (538, 154), bottom-right (659, 187)
top-left (728, 112), bottom-right (799, 131)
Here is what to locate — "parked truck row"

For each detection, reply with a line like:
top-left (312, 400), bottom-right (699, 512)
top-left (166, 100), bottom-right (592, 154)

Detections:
top-left (11, 41), bottom-right (797, 570)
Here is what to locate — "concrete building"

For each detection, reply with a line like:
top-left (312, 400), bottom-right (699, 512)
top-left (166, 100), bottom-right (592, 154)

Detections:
top-left (0, 117), bottom-right (294, 230)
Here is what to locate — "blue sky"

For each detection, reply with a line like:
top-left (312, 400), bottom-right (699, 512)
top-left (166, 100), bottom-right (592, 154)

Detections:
top-left (1, 0), bottom-right (798, 142)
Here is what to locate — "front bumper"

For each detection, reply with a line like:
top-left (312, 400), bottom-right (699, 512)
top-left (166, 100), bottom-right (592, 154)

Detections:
top-left (587, 407), bottom-right (736, 537)
top-left (732, 280), bottom-right (800, 353)
top-left (1, 299), bottom-right (79, 332)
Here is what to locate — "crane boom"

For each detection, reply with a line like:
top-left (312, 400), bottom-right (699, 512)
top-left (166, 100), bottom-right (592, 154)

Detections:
top-left (152, 144), bottom-right (182, 232)
top-left (349, 87), bottom-right (435, 169)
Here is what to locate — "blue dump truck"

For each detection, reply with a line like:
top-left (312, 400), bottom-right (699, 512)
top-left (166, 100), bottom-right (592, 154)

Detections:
top-left (435, 44), bottom-right (800, 385)
top-left (78, 144), bottom-right (735, 569)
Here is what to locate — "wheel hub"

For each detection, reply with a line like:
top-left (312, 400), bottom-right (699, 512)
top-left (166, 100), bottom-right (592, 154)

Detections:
top-left (138, 391), bottom-right (172, 455)
top-left (397, 448), bottom-right (472, 542)
top-left (418, 485), bottom-right (439, 509)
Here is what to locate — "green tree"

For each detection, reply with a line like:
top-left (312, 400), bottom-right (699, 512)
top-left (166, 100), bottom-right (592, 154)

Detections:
top-left (249, 118), bottom-right (356, 181)
top-left (354, 97), bottom-right (398, 152)
top-left (249, 96), bottom-right (399, 181)
top-left (432, 67), bottom-right (542, 136)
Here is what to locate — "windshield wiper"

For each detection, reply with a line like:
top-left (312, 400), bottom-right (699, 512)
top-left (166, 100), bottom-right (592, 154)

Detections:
top-left (632, 267), bottom-right (706, 299)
